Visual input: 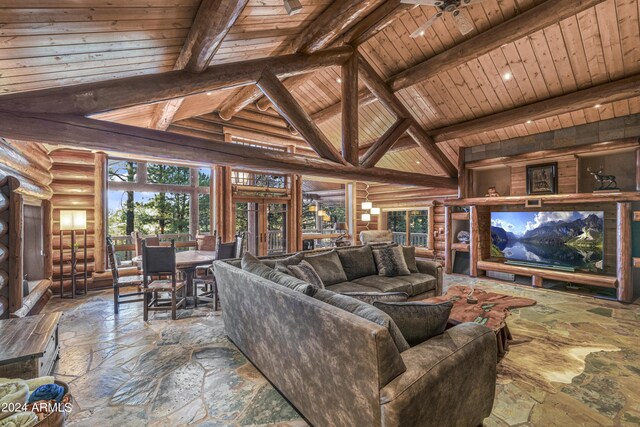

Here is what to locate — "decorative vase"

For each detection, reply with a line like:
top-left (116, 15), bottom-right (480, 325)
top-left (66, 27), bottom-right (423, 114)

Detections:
top-left (457, 230), bottom-right (470, 244)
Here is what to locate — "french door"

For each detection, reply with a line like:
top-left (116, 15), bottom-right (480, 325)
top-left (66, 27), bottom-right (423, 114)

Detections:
top-left (234, 198), bottom-right (288, 256)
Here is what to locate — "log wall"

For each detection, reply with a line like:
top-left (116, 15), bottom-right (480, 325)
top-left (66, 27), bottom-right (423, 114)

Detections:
top-left (49, 148), bottom-right (100, 292)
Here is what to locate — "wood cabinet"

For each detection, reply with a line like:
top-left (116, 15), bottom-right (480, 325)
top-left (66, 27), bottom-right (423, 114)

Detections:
top-left (0, 312), bottom-right (61, 379)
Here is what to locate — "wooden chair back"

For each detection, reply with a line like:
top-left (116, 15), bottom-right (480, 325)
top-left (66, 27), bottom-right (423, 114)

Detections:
top-left (106, 236), bottom-right (119, 282)
top-left (235, 233), bottom-right (245, 258)
top-left (142, 240), bottom-right (177, 287)
top-left (215, 236), bottom-right (237, 260)
top-left (132, 231), bottom-right (160, 256)
top-left (196, 233), bottom-right (217, 251)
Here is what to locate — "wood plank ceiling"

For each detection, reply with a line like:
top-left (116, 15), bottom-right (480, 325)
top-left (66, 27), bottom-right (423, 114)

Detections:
top-left (1, 0), bottom-right (639, 177)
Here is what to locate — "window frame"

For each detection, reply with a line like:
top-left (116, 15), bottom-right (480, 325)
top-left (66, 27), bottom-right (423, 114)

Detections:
top-left (381, 206), bottom-right (435, 254)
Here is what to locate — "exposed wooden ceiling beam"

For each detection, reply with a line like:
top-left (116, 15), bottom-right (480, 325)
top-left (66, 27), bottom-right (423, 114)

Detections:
top-left (148, 0), bottom-right (249, 130)
top-left (256, 70), bottom-right (346, 164)
top-left (254, 0), bottom-right (411, 112)
top-left (0, 46), bottom-right (352, 116)
top-left (311, 0), bottom-right (607, 124)
top-left (0, 111), bottom-right (457, 189)
top-left (360, 118), bottom-right (411, 168)
top-left (341, 54), bottom-right (359, 166)
top-left (357, 53), bottom-right (457, 177)
top-left (219, 0), bottom-right (381, 120)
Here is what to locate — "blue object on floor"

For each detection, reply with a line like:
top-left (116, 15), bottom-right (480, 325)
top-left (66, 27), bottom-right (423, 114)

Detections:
top-left (27, 383), bottom-right (65, 403)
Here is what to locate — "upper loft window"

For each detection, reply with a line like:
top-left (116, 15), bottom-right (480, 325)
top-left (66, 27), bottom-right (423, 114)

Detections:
top-left (108, 160), bottom-right (136, 182)
top-left (232, 170), bottom-right (286, 189)
top-left (147, 163), bottom-right (190, 186)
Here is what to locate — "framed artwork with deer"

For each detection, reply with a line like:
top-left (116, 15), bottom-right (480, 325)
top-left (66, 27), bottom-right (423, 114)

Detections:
top-left (526, 163), bottom-right (558, 195)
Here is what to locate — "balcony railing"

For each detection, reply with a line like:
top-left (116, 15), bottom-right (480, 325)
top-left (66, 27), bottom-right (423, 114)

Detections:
top-left (391, 231), bottom-right (429, 247)
top-left (110, 233), bottom-right (195, 264)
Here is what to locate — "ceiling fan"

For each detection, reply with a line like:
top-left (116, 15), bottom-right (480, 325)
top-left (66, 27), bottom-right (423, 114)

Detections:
top-left (401, 0), bottom-right (482, 37)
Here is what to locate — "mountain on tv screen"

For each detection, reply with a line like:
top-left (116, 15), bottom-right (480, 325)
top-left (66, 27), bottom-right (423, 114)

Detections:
top-left (490, 211), bottom-right (604, 272)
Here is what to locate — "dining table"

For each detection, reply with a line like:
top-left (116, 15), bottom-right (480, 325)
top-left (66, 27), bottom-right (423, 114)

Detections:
top-left (132, 250), bottom-right (217, 306)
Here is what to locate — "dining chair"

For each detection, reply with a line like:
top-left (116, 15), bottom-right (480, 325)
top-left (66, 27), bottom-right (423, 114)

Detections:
top-left (194, 232), bottom-right (218, 288)
top-left (132, 231), bottom-right (160, 257)
top-left (141, 240), bottom-right (186, 321)
top-left (107, 236), bottom-right (144, 314)
top-left (198, 234), bottom-right (243, 310)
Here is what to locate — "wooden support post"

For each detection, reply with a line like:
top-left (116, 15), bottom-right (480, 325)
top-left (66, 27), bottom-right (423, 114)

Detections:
top-left (256, 70), bottom-right (346, 164)
top-left (617, 202), bottom-right (632, 303)
top-left (190, 168), bottom-right (199, 238)
top-left (457, 148), bottom-right (466, 199)
top-left (636, 148), bottom-right (640, 191)
top-left (341, 54), bottom-right (359, 166)
top-left (444, 206), bottom-right (452, 274)
top-left (42, 200), bottom-right (53, 280)
top-left (93, 152), bottom-right (107, 273)
top-left (8, 178), bottom-right (23, 314)
top-left (209, 166), bottom-right (215, 235)
top-left (469, 206), bottom-right (479, 278)
top-left (295, 175), bottom-right (303, 252)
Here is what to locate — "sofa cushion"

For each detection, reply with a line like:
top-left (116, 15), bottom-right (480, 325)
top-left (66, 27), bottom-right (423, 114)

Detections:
top-left (341, 292), bottom-right (409, 305)
top-left (373, 301), bottom-right (453, 347)
top-left (288, 260), bottom-right (324, 289)
top-left (313, 289), bottom-right (410, 353)
top-left (337, 245), bottom-right (377, 281)
top-left (372, 245), bottom-right (411, 277)
top-left (326, 282), bottom-right (382, 294)
top-left (352, 275), bottom-right (413, 294)
top-left (304, 250), bottom-right (348, 286)
top-left (394, 273), bottom-right (437, 295)
top-left (241, 253), bottom-right (316, 296)
top-left (402, 246), bottom-right (419, 273)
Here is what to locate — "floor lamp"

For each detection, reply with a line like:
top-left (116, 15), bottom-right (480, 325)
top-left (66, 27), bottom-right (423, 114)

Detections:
top-left (59, 210), bottom-right (88, 298)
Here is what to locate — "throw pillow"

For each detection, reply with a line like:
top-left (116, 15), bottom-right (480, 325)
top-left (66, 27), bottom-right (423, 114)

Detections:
top-left (241, 253), bottom-right (315, 296)
top-left (288, 260), bottom-right (324, 289)
top-left (304, 250), bottom-right (348, 286)
top-left (314, 289), bottom-right (410, 353)
top-left (264, 252), bottom-right (304, 269)
top-left (274, 264), bottom-right (292, 275)
top-left (341, 292), bottom-right (409, 305)
top-left (372, 245), bottom-right (411, 277)
top-left (337, 245), bottom-right (377, 281)
top-left (402, 246), bottom-right (419, 273)
top-left (373, 301), bottom-right (453, 347)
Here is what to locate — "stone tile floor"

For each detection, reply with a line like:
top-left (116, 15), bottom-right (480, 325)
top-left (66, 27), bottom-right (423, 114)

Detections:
top-left (43, 275), bottom-right (640, 426)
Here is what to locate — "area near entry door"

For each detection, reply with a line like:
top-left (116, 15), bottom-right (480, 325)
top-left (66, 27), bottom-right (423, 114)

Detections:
top-left (234, 199), bottom-right (288, 256)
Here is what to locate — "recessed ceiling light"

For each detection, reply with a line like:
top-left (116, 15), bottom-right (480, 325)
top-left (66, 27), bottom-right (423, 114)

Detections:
top-left (416, 160), bottom-right (421, 164)
top-left (419, 30), bottom-right (425, 37)
top-left (502, 71), bottom-right (513, 81)
top-left (336, 77), bottom-right (342, 84)
top-left (206, 92), bottom-right (213, 96)
top-left (594, 104), bottom-right (601, 108)
top-left (526, 120), bottom-right (532, 124)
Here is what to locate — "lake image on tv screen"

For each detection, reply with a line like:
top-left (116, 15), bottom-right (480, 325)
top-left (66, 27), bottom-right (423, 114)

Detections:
top-left (490, 211), bottom-right (604, 272)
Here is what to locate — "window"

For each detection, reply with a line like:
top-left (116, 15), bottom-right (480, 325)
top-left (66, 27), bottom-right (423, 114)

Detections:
top-left (108, 160), bottom-right (136, 182)
top-left (147, 163), bottom-right (190, 185)
top-left (386, 208), bottom-right (432, 249)
top-left (232, 170), bottom-right (286, 189)
top-left (198, 194), bottom-right (210, 233)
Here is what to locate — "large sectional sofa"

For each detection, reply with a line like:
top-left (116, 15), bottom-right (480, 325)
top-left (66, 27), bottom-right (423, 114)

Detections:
top-left (214, 245), bottom-right (497, 427)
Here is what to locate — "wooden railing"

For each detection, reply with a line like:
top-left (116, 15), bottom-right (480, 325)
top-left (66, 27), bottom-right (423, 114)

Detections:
top-left (111, 233), bottom-right (197, 263)
top-left (391, 232), bottom-right (428, 247)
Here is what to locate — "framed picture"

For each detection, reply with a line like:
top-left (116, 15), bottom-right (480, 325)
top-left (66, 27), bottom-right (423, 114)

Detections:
top-left (526, 163), bottom-right (557, 195)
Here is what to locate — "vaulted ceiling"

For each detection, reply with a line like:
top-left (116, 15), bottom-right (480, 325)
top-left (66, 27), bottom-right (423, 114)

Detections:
top-left (1, 0), bottom-right (639, 177)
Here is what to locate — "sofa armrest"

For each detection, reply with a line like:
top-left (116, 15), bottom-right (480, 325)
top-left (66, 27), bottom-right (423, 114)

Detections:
top-left (416, 260), bottom-right (443, 296)
top-left (380, 323), bottom-right (497, 427)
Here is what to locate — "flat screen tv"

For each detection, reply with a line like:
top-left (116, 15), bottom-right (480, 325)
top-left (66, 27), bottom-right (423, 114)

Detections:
top-left (490, 211), bottom-right (604, 273)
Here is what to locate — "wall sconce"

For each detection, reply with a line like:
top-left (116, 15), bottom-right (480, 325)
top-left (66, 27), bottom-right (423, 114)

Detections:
top-left (361, 201), bottom-right (372, 210)
top-left (361, 213), bottom-right (371, 221)
top-left (370, 207), bottom-right (380, 215)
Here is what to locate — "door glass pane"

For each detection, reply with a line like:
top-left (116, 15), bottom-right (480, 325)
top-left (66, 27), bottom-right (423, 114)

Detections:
top-left (235, 202), bottom-right (259, 256)
top-left (387, 211), bottom-right (407, 245)
top-left (267, 203), bottom-right (287, 255)
top-left (409, 210), bottom-right (429, 248)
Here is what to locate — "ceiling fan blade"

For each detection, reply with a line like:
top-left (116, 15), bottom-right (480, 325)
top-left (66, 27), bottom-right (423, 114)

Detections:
top-left (410, 12), bottom-right (444, 38)
top-left (400, 0), bottom-right (444, 5)
top-left (452, 9), bottom-right (474, 35)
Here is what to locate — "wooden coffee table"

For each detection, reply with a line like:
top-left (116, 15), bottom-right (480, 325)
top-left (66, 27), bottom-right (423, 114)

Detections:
top-left (423, 286), bottom-right (536, 358)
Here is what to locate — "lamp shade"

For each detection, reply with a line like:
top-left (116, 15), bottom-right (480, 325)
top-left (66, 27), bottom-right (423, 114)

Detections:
top-left (59, 210), bottom-right (87, 231)
top-left (309, 205), bottom-right (317, 212)
top-left (370, 207), bottom-right (380, 215)
top-left (323, 214), bottom-right (330, 221)
top-left (361, 213), bottom-right (371, 221)
top-left (361, 201), bottom-right (372, 210)
top-left (317, 209), bottom-right (325, 216)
